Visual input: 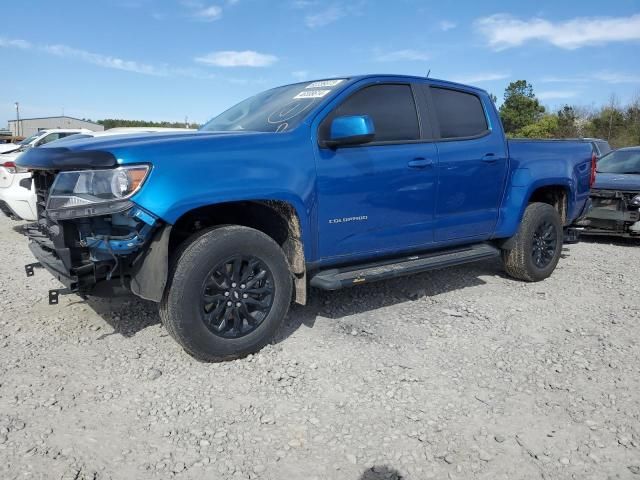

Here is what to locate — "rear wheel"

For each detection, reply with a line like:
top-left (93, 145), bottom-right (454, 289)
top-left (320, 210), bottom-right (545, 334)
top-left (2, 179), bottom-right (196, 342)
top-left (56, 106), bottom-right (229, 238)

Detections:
top-left (502, 202), bottom-right (563, 282)
top-left (160, 226), bottom-right (292, 361)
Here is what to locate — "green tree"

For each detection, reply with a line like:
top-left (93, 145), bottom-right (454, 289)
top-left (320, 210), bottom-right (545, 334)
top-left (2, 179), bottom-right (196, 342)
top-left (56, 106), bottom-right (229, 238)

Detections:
top-left (97, 119), bottom-right (200, 129)
top-left (515, 115), bottom-right (559, 139)
top-left (499, 80), bottom-right (545, 135)
top-left (556, 105), bottom-right (578, 138)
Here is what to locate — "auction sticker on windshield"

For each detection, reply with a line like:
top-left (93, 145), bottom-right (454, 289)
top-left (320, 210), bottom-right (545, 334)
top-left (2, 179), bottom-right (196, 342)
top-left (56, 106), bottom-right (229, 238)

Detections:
top-left (294, 90), bottom-right (331, 99)
top-left (306, 79), bottom-right (345, 89)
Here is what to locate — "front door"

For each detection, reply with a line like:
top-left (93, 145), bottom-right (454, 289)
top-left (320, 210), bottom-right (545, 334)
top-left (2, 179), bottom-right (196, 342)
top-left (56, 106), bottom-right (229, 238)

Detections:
top-left (314, 83), bottom-right (438, 260)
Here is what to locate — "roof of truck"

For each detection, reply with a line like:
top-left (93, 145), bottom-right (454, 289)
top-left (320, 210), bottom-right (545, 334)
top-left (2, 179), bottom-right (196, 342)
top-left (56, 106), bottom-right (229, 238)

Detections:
top-left (283, 74), bottom-right (489, 96)
top-left (346, 74), bottom-right (489, 94)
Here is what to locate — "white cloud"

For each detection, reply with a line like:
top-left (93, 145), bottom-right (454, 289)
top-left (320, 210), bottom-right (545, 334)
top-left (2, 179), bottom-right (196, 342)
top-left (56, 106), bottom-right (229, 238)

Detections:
top-left (0, 37), bottom-right (31, 49)
top-left (195, 50), bottom-right (278, 67)
top-left (374, 49), bottom-right (429, 62)
top-left (537, 90), bottom-right (578, 100)
top-left (305, 6), bottom-right (345, 28)
top-left (541, 71), bottom-right (640, 84)
top-left (44, 44), bottom-right (165, 76)
top-left (475, 13), bottom-right (640, 50)
top-left (194, 5), bottom-right (222, 21)
top-left (439, 20), bottom-right (456, 31)
top-left (592, 71), bottom-right (640, 84)
top-left (0, 35), bottom-right (221, 79)
top-left (451, 72), bottom-right (510, 84)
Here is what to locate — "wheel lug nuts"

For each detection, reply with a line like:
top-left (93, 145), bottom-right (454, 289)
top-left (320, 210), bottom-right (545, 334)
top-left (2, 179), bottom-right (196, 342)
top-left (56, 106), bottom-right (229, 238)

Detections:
top-left (231, 282), bottom-right (237, 288)
top-left (224, 291), bottom-right (230, 297)
top-left (236, 302), bottom-right (242, 308)
top-left (242, 293), bottom-right (248, 299)
top-left (227, 301), bottom-right (232, 307)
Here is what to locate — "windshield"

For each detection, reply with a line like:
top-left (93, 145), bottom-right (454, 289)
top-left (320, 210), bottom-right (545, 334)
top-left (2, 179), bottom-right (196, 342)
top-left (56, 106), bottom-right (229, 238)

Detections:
top-left (19, 133), bottom-right (40, 145)
top-left (201, 79), bottom-right (347, 133)
top-left (597, 150), bottom-right (640, 174)
top-left (51, 133), bottom-right (93, 144)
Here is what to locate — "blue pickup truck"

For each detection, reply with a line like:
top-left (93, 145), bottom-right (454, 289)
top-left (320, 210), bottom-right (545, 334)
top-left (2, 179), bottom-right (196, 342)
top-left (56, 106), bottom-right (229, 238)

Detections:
top-left (18, 75), bottom-right (595, 360)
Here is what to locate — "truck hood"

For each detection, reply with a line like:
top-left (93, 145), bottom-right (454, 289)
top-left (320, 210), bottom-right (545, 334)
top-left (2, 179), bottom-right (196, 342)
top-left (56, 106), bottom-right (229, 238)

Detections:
top-left (593, 172), bottom-right (640, 192)
top-left (15, 130), bottom-right (271, 170)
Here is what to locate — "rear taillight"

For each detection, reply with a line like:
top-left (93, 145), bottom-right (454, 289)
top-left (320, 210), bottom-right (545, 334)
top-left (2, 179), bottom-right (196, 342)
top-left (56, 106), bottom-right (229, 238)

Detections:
top-left (2, 161), bottom-right (16, 174)
top-left (590, 153), bottom-right (597, 188)
top-left (1, 161), bottom-right (27, 174)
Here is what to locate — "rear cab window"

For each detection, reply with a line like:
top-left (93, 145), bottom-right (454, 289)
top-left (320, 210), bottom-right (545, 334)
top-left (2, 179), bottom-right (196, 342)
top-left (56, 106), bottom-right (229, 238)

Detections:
top-left (320, 83), bottom-right (420, 143)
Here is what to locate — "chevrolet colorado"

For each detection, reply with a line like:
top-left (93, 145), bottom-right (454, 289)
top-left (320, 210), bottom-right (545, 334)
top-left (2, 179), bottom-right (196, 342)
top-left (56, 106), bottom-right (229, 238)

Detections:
top-left (17, 75), bottom-right (594, 360)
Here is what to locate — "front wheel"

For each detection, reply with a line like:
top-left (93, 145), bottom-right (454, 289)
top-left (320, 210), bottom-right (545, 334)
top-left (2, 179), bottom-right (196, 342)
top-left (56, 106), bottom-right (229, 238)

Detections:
top-left (502, 202), bottom-right (564, 282)
top-left (160, 226), bottom-right (292, 361)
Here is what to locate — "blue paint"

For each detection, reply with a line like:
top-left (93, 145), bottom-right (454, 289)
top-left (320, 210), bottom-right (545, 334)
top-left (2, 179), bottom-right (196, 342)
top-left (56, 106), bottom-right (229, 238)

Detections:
top-left (329, 115), bottom-right (374, 141)
top-left (20, 75), bottom-right (593, 267)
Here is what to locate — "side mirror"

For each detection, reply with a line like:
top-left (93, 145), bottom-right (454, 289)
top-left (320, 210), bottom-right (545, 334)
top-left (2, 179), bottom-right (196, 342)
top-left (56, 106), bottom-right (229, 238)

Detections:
top-left (325, 115), bottom-right (375, 148)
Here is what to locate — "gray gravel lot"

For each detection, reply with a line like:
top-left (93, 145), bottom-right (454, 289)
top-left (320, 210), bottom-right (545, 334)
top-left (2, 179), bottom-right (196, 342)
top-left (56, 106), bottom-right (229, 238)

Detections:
top-left (1, 213), bottom-right (639, 480)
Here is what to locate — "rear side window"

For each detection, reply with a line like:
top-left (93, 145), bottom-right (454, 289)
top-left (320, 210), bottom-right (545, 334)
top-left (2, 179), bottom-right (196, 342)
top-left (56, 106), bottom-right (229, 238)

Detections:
top-left (431, 87), bottom-right (488, 139)
top-left (322, 84), bottom-right (419, 143)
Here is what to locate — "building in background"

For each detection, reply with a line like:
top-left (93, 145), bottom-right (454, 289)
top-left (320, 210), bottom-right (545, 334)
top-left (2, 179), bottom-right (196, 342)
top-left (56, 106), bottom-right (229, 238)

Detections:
top-left (8, 116), bottom-right (104, 137)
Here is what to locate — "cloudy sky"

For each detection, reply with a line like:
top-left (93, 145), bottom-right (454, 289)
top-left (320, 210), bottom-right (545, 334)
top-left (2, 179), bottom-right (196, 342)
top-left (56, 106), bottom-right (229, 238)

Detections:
top-left (1, 0), bottom-right (639, 126)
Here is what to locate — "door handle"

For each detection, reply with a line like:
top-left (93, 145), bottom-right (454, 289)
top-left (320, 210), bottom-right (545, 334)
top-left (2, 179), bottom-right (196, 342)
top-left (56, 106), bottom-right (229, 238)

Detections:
top-left (407, 158), bottom-right (434, 169)
top-left (481, 153), bottom-right (498, 163)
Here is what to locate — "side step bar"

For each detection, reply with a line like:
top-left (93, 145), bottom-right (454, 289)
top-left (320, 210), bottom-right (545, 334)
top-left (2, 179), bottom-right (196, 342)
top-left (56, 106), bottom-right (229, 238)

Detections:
top-left (309, 243), bottom-right (500, 290)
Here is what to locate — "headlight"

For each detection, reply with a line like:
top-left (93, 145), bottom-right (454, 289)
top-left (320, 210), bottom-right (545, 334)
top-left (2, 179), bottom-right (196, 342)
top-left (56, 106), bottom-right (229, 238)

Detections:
top-left (46, 165), bottom-right (150, 220)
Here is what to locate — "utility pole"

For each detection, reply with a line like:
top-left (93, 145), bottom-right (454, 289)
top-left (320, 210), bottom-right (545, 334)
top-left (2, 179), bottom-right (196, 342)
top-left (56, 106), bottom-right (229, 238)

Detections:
top-left (14, 102), bottom-right (20, 137)
top-left (185, 116), bottom-right (189, 128)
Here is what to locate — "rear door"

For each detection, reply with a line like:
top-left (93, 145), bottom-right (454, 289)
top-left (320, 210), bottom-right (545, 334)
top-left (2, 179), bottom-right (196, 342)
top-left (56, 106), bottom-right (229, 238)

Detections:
top-left (421, 85), bottom-right (508, 242)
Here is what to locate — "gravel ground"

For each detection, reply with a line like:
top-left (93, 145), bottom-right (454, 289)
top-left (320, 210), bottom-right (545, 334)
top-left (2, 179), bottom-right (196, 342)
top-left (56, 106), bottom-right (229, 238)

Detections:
top-left (1, 213), bottom-right (639, 480)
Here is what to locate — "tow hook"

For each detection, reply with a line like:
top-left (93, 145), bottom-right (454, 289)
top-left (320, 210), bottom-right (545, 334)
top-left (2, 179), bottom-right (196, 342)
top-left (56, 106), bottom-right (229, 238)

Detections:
top-left (25, 262), bottom-right (74, 305)
top-left (24, 262), bottom-right (42, 277)
top-left (48, 288), bottom-right (76, 305)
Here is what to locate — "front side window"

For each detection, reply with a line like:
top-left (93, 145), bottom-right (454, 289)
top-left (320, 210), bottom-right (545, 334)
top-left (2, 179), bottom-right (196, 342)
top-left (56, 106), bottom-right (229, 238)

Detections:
top-left (321, 84), bottom-right (420, 143)
top-left (431, 87), bottom-right (488, 139)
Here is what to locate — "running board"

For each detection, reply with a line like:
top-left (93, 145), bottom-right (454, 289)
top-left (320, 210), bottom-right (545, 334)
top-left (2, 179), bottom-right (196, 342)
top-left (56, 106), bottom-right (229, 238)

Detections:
top-left (309, 243), bottom-right (500, 290)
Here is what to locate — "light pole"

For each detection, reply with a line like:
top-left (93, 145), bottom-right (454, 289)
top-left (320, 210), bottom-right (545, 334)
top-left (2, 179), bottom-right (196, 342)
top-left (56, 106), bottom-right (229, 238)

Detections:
top-left (14, 102), bottom-right (20, 137)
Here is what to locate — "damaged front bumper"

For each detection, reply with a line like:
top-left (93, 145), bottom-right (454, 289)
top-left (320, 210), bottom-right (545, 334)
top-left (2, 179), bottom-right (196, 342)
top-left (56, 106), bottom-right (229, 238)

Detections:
top-left (25, 205), bottom-right (171, 303)
top-left (583, 189), bottom-right (640, 237)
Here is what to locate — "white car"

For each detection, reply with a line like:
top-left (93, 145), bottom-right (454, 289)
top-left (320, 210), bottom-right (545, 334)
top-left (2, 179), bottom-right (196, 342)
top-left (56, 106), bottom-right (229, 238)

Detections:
top-left (0, 128), bottom-right (92, 154)
top-left (0, 127), bottom-right (195, 221)
top-left (0, 129), bottom-right (92, 221)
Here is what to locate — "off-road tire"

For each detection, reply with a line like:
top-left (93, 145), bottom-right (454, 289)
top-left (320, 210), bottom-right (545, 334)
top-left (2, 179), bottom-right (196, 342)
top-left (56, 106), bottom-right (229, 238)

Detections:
top-left (502, 202), bottom-right (564, 282)
top-left (159, 225), bottom-right (292, 361)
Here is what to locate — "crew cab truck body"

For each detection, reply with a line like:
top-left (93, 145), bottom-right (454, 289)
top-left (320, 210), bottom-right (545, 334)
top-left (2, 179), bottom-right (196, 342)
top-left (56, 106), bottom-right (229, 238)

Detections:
top-left (18, 75), bottom-right (594, 360)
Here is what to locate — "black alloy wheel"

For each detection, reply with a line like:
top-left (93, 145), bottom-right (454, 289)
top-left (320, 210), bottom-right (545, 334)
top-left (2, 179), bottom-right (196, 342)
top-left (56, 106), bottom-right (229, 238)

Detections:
top-left (201, 256), bottom-right (275, 338)
top-left (531, 220), bottom-right (558, 268)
